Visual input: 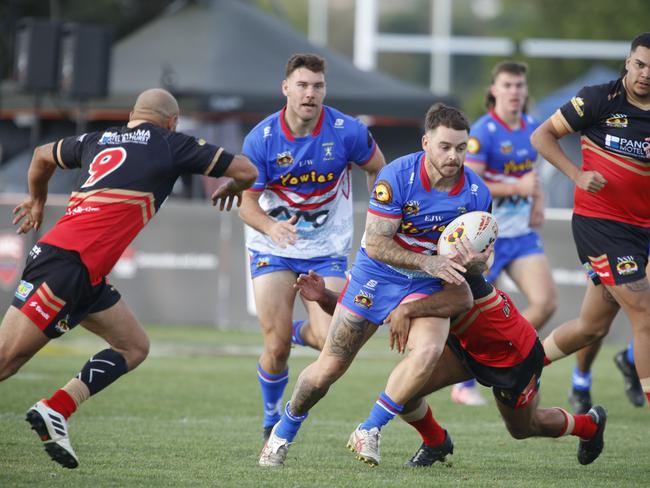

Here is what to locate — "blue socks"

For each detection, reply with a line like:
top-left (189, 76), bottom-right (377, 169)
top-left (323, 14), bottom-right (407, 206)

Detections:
top-left (274, 402), bottom-right (308, 442)
top-left (459, 379), bottom-right (477, 389)
top-left (626, 341), bottom-right (635, 365)
top-left (572, 367), bottom-right (592, 391)
top-left (360, 391), bottom-right (404, 431)
top-left (257, 364), bottom-right (289, 429)
top-left (291, 320), bottom-right (306, 346)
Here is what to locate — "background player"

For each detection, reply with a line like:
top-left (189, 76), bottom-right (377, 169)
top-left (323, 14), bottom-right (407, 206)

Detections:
top-left (239, 53), bottom-right (385, 440)
top-left (0, 88), bottom-right (257, 468)
top-left (259, 104), bottom-right (492, 467)
top-left (460, 61), bottom-right (557, 406)
top-left (532, 32), bottom-right (650, 410)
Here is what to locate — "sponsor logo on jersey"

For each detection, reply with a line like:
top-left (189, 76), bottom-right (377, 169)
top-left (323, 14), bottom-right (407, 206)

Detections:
top-left (0, 232), bottom-right (24, 291)
top-left (334, 118), bottom-right (344, 128)
top-left (403, 201), bottom-right (420, 215)
top-left (605, 134), bottom-right (650, 157)
top-left (55, 315), bottom-right (71, 334)
top-left (616, 256), bottom-right (638, 276)
top-left (424, 215), bottom-right (443, 222)
top-left (570, 96), bottom-right (584, 117)
top-left (66, 205), bottom-right (100, 216)
top-left (467, 137), bottom-right (480, 154)
top-left (582, 261), bottom-right (598, 281)
top-left (470, 183), bottom-right (479, 194)
top-left (364, 279), bottom-right (378, 290)
top-left (15, 280), bottom-right (34, 301)
top-left (279, 171), bottom-right (335, 186)
top-left (322, 142), bottom-right (335, 161)
top-left (263, 126), bottom-right (272, 138)
top-left (605, 113), bottom-right (628, 128)
top-left (29, 301), bottom-right (50, 320)
top-left (276, 151), bottom-right (294, 166)
top-left (500, 141), bottom-right (513, 154)
top-left (196, 138), bottom-right (207, 146)
top-left (353, 290), bottom-right (373, 309)
top-left (503, 159), bottom-right (534, 175)
top-left (29, 244), bottom-right (42, 259)
top-left (98, 129), bottom-right (150, 145)
top-left (373, 180), bottom-right (393, 204)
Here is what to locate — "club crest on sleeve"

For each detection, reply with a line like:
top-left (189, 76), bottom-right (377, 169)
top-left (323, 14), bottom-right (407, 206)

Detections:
top-left (373, 180), bottom-right (393, 204)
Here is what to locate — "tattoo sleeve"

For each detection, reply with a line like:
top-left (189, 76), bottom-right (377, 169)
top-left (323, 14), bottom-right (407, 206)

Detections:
top-left (364, 213), bottom-right (427, 270)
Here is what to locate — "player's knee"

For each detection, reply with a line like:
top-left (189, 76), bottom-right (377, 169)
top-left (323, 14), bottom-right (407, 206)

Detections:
top-left (265, 340), bottom-right (292, 364)
top-left (506, 423), bottom-right (533, 440)
top-left (409, 343), bottom-right (444, 375)
top-left (121, 334), bottom-right (150, 371)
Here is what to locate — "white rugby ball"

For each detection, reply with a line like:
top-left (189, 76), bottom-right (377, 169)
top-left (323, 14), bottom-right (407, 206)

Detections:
top-left (437, 211), bottom-right (498, 256)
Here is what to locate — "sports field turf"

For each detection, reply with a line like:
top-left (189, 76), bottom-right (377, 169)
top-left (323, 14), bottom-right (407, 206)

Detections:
top-left (0, 325), bottom-right (646, 487)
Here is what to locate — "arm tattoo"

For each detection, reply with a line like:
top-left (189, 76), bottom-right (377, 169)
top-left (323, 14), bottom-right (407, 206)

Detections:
top-left (365, 214), bottom-right (426, 270)
top-left (327, 312), bottom-right (370, 360)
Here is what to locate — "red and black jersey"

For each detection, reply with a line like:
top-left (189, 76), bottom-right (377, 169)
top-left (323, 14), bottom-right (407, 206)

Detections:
top-left (451, 286), bottom-right (538, 368)
top-left (552, 77), bottom-right (650, 227)
top-left (40, 123), bottom-right (234, 284)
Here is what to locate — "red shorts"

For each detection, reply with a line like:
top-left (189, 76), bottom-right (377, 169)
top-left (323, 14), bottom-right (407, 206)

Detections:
top-left (12, 243), bottom-right (120, 338)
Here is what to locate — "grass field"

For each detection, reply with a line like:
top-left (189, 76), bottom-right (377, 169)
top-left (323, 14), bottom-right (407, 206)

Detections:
top-left (0, 325), bottom-right (646, 487)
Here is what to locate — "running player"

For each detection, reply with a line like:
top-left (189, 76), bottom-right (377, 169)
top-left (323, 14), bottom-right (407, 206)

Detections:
top-left (460, 61), bottom-right (556, 406)
top-left (532, 32), bottom-right (650, 409)
top-left (0, 88), bottom-right (257, 468)
top-left (239, 53), bottom-right (385, 440)
top-left (259, 103), bottom-right (491, 467)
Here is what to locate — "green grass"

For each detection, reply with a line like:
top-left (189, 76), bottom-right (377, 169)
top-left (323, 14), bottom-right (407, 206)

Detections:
top-left (0, 325), bottom-right (646, 487)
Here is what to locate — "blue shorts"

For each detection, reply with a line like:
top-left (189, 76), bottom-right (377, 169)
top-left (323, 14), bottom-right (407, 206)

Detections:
top-left (248, 249), bottom-right (347, 280)
top-left (486, 231), bottom-right (544, 283)
top-left (339, 250), bottom-right (443, 325)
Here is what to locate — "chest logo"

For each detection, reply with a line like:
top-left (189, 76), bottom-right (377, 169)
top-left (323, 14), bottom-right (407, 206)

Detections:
top-left (500, 141), bottom-right (513, 154)
top-left (276, 151), bottom-right (293, 167)
top-left (467, 137), bottom-right (480, 154)
top-left (605, 114), bottom-right (628, 128)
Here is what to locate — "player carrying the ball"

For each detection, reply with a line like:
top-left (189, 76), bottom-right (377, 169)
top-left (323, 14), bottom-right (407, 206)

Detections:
top-left (259, 103), bottom-right (492, 467)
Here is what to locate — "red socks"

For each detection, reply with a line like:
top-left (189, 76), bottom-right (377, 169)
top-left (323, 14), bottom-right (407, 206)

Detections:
top-left (45, 389), bottom-right (77, 420)
top-left (571, 414), bottom-right (598, 440)
top-left (407, 406), bottom-right (446, 446)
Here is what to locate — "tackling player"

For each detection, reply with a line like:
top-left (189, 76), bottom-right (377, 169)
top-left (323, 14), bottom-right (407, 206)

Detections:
top-left (532, 32), bottom-right (650, 411)
top-left (292, 240), bottom-right (607, 468)
top-left (0, 88), bottom-right (257, 468)
top-left (239, 53), bottom-right (385, 441)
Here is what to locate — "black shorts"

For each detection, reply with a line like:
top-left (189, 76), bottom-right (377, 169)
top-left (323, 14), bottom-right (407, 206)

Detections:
top-left (11, 243), bottom-right (121, 339)
top-left (572, 214), bottom-right (650, 286)
top-left (446, 335), bottom-right (544, 409)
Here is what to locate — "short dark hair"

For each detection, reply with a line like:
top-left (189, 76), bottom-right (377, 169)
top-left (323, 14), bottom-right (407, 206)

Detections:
top-left (485, 61), bottom-right (528, 110)
top-left (424, 103), bottom-right (470, 133)
top-left (285, 53), bottom-right (326, 78)
top-left (631, 32), bottom-right (650, 52)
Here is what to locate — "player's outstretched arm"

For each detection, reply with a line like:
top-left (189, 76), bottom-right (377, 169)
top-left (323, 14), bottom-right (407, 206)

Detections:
top-left (210, 155), bottom-right (258, 210)
top-left (294, 270), bottom-right (339, 315)
top-left (13, 143), bottom-right (57, 234)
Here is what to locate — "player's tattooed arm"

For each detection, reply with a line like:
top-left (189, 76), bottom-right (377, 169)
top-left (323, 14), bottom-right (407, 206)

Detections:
top-left (364, 213), bottom-right (426, 270)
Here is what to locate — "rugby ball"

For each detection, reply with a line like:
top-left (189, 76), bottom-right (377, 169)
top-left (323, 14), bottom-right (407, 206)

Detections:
top-left (437, 211), bottom-right (498, 256)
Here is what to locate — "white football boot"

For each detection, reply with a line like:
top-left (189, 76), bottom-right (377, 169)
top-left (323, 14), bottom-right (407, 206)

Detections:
top-left (347, 425), bottom-right (381, 466)
top-left (259, 424), bottom-right (290, 467)
top-left (26, 400), bottom-right (79, 469)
